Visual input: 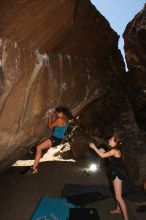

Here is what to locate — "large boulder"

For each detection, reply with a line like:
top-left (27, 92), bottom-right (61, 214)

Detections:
top-left (123, 3), bottom-right (146, 186)
top-left (123, 3), bottom-right (146, 130)
top-left (0, 42), bottom-right (101, 169)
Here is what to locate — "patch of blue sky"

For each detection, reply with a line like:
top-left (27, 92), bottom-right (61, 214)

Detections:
top-left (90, 0), bottom-right (145, 68)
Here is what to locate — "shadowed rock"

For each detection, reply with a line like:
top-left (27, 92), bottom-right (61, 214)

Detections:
top-left (123, 3), bottom-right (146, 185)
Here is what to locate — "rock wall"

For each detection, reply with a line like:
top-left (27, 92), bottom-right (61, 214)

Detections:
top-left (123, 4), bottom-right (146, 130)
top-left (0, 38), bottom-right (101, 169)
top-left (0, 0), bottom-right (74, 52)
top-left (123, 4), bottom-right (146, 185)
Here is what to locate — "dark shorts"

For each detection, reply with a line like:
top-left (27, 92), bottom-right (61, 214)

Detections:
top-left (110, 168), bottom-right (127, 181)
top-left (50, 136), bottom-right (63, 147)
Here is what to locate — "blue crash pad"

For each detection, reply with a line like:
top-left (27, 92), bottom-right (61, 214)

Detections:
top-left (31, 196), bottom-right (78, 220)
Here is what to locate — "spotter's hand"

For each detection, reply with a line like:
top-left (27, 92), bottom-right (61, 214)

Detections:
top-left (89, 143), bottom-right (97, 150)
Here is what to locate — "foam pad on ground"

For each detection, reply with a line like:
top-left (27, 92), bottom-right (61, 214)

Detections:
top-left (31, 196), bottom-right (78, 220)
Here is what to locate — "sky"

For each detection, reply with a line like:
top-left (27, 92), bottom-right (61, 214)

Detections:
top-left (90, 0), bottom-right (146, 60)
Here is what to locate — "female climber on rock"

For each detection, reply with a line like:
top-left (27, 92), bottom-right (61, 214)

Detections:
top-left (89, 135), bottom-right (129, 220)
top-left (31, 106), bottom-right (73, 174)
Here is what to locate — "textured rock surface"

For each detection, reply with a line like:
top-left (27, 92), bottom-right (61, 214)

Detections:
top-left (0, 0), bottom-right (118, 57)
top-left (0, 39), bottom-right (101, 169)
top-left (123, 4), bottom-right (146, 185)
top-left (123, 4), bottom-right (146, 130)
top-left (0, 0), bottom-right (74, 52)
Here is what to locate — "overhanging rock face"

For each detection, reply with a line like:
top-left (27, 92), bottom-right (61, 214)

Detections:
top-left (0, 0), bottom-right (74, 52)
top-left (0, 0), bottom-right (127, 173)
top-left (0, 40), bottom-right (101, 168)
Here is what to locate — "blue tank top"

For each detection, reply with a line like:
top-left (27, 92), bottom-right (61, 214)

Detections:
top-left (52, 121), bottom-right (68, 139)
